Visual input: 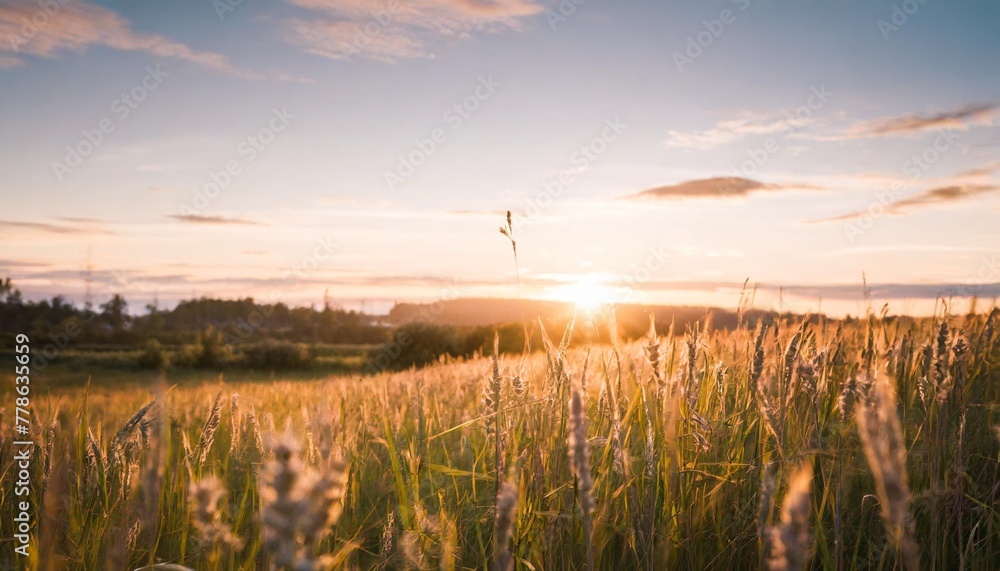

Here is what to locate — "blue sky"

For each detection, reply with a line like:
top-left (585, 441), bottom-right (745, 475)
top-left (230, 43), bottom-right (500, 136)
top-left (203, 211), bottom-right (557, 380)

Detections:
top-left (1, 0), bottom-right (999, 316)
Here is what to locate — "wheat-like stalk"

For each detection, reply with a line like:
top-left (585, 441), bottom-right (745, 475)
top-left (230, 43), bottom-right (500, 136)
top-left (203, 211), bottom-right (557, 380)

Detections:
top-left (568, 380), bottom-right (595, 571)
top-left (766, 462), bottom-right (814, 571)
top-left (189, 475), bottom-right (243, 551)
top-left (260, 431), bottom-right (350, 570)
top-left (196, 390), bottom-right (224, 465)
top-left (229, 393), bottom-right (241, 456)
top-left (856, 371), bottom-right (919, 570)
top-left (494, 478), bottom-right (518, 571)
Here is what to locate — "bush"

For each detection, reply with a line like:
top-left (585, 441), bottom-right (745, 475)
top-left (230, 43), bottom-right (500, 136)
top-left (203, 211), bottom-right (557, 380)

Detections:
top-left (240, 340), bottom-right (313, 370)
top-left (367, 322), bottom-right (467, 372)
top-left (136, 339), bottom-right (168, 370)
top-left (170, 343), bottom-right (201, 368)
top-left (172, 326), bottom-right (234, 369)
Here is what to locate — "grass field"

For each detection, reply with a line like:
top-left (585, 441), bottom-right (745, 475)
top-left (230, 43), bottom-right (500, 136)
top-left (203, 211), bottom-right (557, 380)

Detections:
top-left (2, 309), bottom-right (999, 570)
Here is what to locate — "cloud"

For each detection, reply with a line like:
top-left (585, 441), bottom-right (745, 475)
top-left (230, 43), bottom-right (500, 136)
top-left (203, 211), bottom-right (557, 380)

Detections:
top-left (957, 161), bottom-right (1000, 179)
top-left (446, 208), bottom-right (507, 217)
top-left (821, 245), bottom-right (999, 257)
top-left (0, 53), bottom-right (22, 67)
top-left (281, 0), bottom-right (544, 63)
top-left (665, 113), bottom-right (815, 150)
top-left (763, 281), bottom-right (1000, 301)
top-left (806, 184), bottom-right (1000, 224)
top-left (168, 214), bottom-right (265, 226)
top-left (833, 103), bottom-right (998, 140)
top-left (24, 269), bottom-right (192, 284)
top-left (0, 258), bottom-right (50, 268)
top-left (0, 1), bottom-right (281, 79)
top-left (625, 177), bottom-right (819, 201)
top-left (609, 278), bottom-right (1000, 301)
top-left (0, 218), bottom-right (113, 234)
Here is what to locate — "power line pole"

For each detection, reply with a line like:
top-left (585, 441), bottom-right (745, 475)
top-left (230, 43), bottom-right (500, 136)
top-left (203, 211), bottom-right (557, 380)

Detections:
top-left (82, 245), bottom-right (94, 312)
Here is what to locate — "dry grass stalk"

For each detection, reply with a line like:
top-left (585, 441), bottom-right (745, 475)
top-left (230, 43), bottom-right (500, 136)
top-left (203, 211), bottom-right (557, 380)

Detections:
top-left (260, 432), bottom-right (349, 570)
top-left (377, 510), bottom-right (397, 570)
top-left (494, 478), bottom-right (518, 571)
top-left (229, 393), bottom-right (241, 455)
top-left (189, 475), bottom-right (243, 551)
top-left (856, 371), bottom-right (920, 571)
top-left (568, 380), bottom-right (595, 571)
top-left (196, 390), bottom-right (224, 465)
top-left (766, 462), bottom-right (814, 571)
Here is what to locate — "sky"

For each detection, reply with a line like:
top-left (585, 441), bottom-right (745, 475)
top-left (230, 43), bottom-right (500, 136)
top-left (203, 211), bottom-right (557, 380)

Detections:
top-left (0, 0), bottom-right (999, 317)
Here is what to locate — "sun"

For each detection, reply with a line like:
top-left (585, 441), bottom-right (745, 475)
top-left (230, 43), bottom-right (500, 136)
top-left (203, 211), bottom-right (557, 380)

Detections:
top-left (557, 276), bottom-right (615, 313)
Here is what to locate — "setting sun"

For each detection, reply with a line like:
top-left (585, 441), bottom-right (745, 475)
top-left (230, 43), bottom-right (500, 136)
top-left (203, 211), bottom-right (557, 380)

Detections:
top-left (555, 276), bottom-right (616, 313)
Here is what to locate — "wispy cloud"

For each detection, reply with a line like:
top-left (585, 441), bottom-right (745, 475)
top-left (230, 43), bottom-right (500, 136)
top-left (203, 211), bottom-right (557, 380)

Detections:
top-left (820, 244), bottom-right (1000, 257)
top-left (0, 258), bottom-right (50, 268)
top-left (808, 103), bottom-right (999, 141)
top-left (281, 0), bottom-right (544, 63)
top-left (625, 177), bottom-right (820, 201)
top-left (447, 208), bottom-right (508, 217)
top-left (168, 214), bottom-right (265, 226)
top-left (0, 0), bottom-right (285, 79)
top-left (0, 218), bottom-right (113, 234)
top-left (665, 113), bottom-right (814, 150)
top-left (957, 161), bottom-right (1000, 179)
top-left (0, 53), bottom-right (21, 68)
top-left (806, 184), bottom-right (1000, 224)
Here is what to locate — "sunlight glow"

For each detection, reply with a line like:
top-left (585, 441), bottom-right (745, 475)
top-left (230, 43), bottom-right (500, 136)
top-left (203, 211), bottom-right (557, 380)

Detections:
top-left (555, 276), bottom-right (616, 313)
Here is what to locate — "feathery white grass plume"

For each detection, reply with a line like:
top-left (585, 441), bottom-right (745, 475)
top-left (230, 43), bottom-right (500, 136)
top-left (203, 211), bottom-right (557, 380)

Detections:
top-left (856, 371), bottom-right (919, 571)
top-left (189, 475), bottom-right (243, 551)
top-left (766, 462), bottom-right (814, 571)
top-left (260, 431), bottom-right (349, 570)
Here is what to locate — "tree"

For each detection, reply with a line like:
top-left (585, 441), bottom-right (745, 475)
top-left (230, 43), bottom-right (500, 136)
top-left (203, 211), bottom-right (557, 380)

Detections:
top-left (100, 294), bottom-right (130, 337)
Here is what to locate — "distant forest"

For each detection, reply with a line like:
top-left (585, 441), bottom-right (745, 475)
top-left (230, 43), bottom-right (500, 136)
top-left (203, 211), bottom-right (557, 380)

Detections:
top-left (0, 276), bottom-right (852, 372)
top-left (0, 277), bottom-right (386, 348)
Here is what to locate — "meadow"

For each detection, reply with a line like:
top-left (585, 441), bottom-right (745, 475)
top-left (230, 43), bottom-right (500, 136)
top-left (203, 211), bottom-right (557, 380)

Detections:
top-left (1, 308), bottom-right (999, 570)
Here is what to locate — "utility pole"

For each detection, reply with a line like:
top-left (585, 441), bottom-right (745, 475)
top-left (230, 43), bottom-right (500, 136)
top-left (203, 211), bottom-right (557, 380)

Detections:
top-left (83, 245), bottom-right (94, 312)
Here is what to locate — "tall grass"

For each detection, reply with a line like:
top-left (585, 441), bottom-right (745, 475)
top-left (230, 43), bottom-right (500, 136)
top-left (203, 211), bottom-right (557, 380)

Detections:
top-left (2, 309), bottom-right (1000, 569)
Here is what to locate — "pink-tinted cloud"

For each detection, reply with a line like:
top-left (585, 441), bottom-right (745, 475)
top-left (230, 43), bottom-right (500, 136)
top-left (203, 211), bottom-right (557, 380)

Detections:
top-left (0, 0), bottom-right (275, 78)
top-left (282, 0), bottom-right (544, 62)
top-left (846, 102), bottom-right (997, 138)
top-left (626, 177), bottom-right (821, 201)
top-left (805, 184), bottom-right (1000, 224)
top-left (168, 214), bottom-right (265, 226)
top-left (665, 113), bottom-right (815, 150)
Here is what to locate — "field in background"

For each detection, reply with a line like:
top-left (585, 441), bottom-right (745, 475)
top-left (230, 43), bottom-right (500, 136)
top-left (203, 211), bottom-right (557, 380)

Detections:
top-left (1, 309), bottom-right (999, 569)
